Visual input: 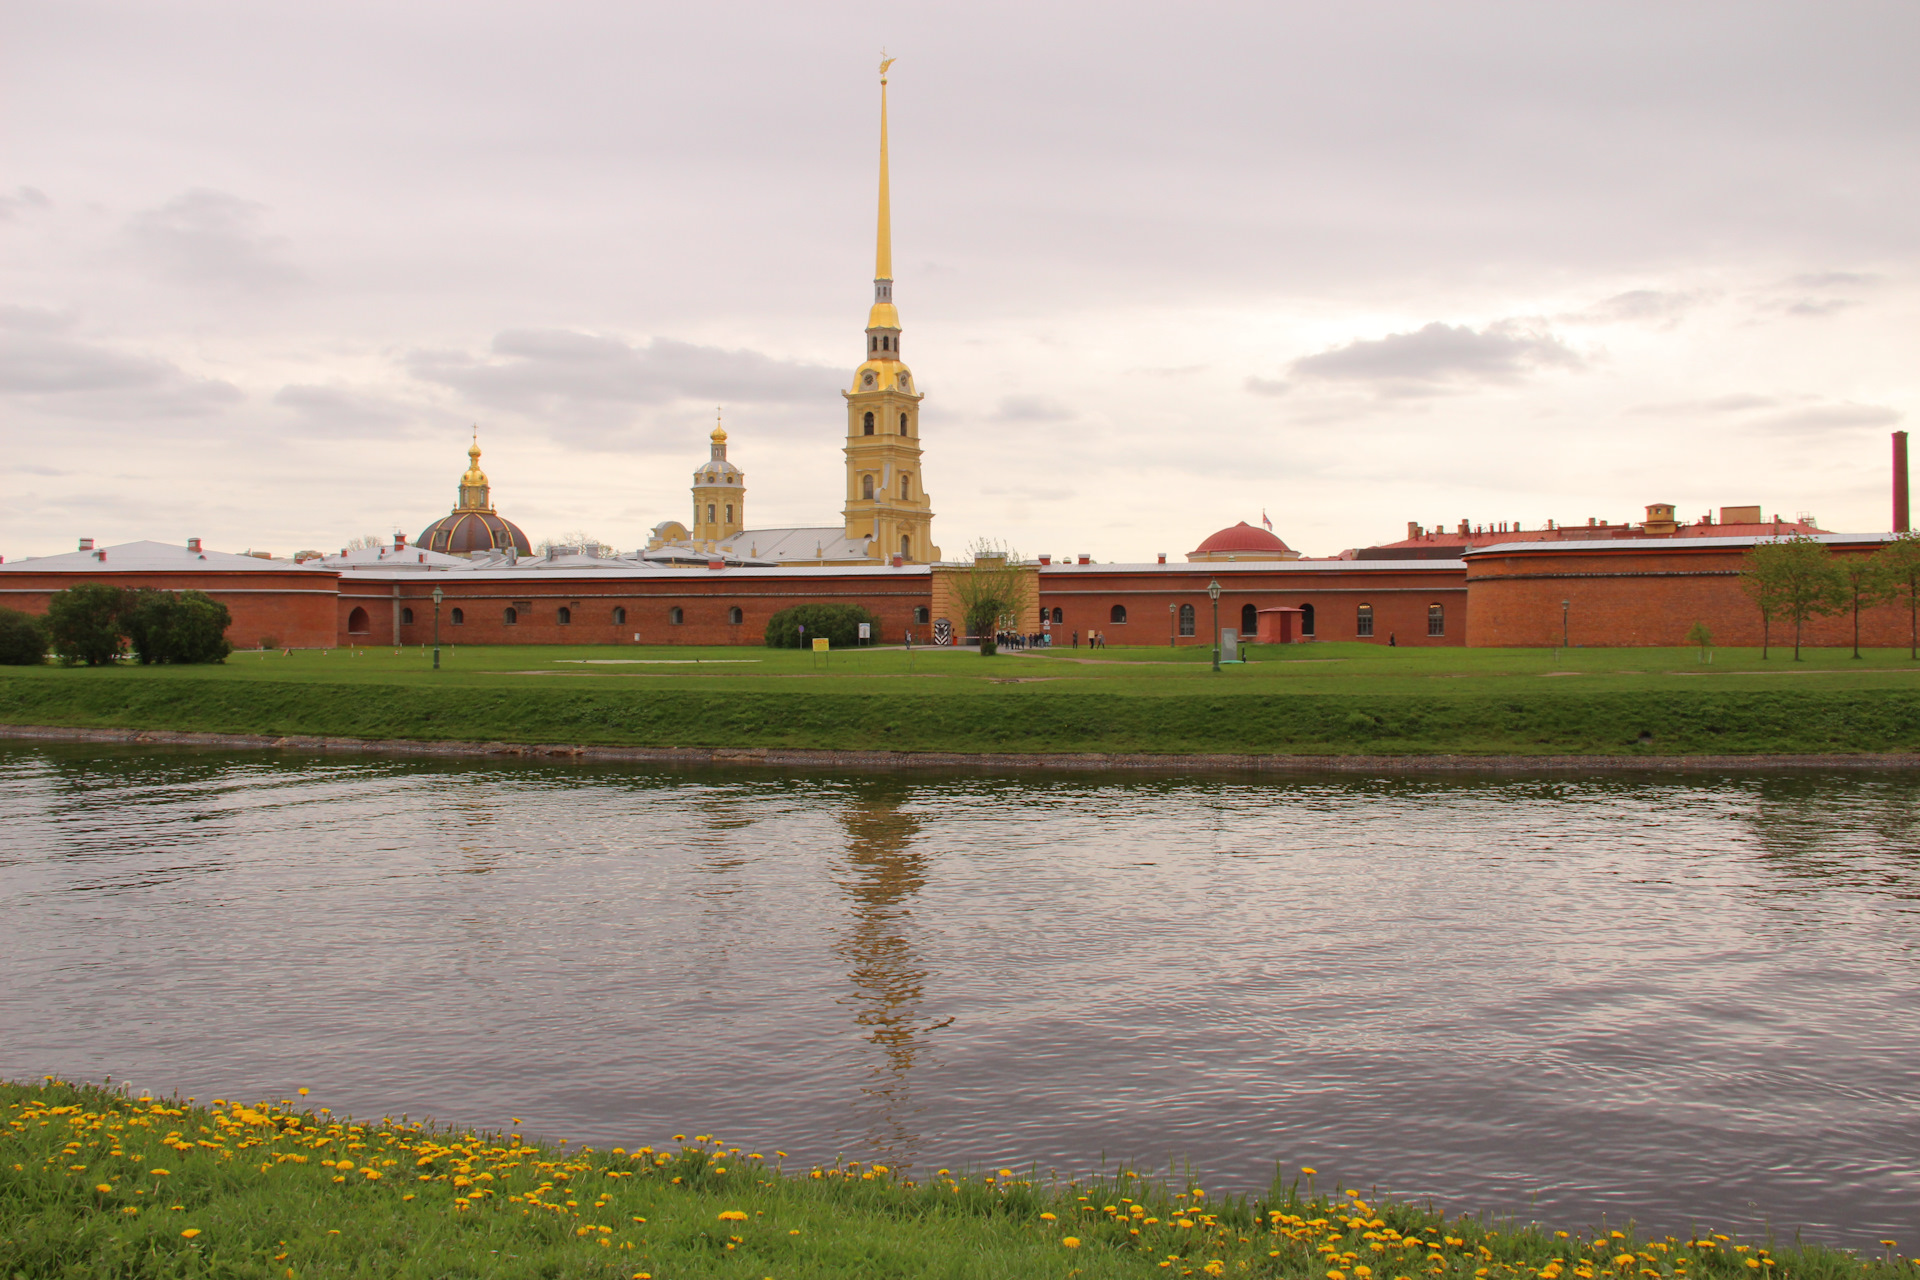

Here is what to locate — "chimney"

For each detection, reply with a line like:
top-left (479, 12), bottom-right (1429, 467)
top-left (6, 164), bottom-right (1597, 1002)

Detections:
top-left (78, 537), bottom-right (94, 551)
top-left (1456, 520), bottom-right (1469, 536)
top-left (1408, 522), bottom-right (1420, 539)
top-left (1157, 552), bottom-right (1167, 564)
top-left (1038, 554), bottom-right (1051, 565)
top-left (891, 553), bottom-right (904, 567)
top-left (395, 531), bottom-right (407, 550)
top-left (707, 556), bottom-right (725, 571)
top-left (186, 537), bottom-right (201, 552)
top-left (1896, 430), bottom-right (1911, 533)
top-left (1077, 553), bottom-right (1090, 565)
top-left (94, 549), bottom-right (106, 561)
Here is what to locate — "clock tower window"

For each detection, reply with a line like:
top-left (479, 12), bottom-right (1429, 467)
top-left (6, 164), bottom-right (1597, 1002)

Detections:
top-left (899, 412), bottom-right (908, 435)
top-left (862, 475), bottom-right (875, 499)
top-left (863, 411), bottom-right (875, 435)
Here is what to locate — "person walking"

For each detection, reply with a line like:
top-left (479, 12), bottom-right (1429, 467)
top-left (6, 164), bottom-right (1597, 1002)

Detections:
top-left (1072, 630), bottom-right (1079, 649)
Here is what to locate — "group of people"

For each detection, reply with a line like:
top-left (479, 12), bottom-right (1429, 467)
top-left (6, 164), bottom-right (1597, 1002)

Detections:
top-left (993, 630), bottom-right (1051, 650)
top-left (1071, 630), bottom-right (1108, 648)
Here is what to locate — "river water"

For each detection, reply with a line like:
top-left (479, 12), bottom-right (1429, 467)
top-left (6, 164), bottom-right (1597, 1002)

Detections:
top-left (2, 744), bottom-right (1916, 1246)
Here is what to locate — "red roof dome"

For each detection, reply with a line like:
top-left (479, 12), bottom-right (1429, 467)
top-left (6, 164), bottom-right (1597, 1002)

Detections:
top-left (419, 511), bottom-right (531, 556)
top-left (1189, 521), bottom-right (1293, 557)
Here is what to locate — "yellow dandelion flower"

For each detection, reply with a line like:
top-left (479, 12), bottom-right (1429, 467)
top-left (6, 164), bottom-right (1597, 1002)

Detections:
top-left (94, 1183), bottom-right (112, 1193)
top-left (1328, 1271), bottom-right (1347, 1280)
top-left (718, 1210), bottom-right (749, 1222)
top-left (1041, 1212), bottom-right (1057, 1221)
top-left (1303, 1168), bottom-right (1318, 1175)
top-left (298, 1088), bottom-right (309, 1096)
top-left (181, 1229), bottom-right (201, 1239)
top-left (1063, 1237), bottom-right (1082, 1248)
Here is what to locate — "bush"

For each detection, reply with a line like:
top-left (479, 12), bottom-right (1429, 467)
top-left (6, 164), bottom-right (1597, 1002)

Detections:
top-left (122, 589), bottom-right (233, 664)
top-left (45, 583), bottom-right (128, 666)
top-left (0, 608), bottom-right (46, 665)
top-left (764, 602), bottom-right (880, 649)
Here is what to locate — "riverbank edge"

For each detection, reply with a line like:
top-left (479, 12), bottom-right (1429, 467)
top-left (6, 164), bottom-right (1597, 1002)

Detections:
top-left (6, 721), bottom-right (1919, 774)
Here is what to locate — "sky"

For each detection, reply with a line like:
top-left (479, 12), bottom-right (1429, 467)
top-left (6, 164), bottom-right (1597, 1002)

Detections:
top-left (4, 1), bottom-right (1916, 561)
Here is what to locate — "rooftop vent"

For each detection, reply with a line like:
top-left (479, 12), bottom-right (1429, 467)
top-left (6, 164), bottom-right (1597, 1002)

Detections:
top-left (1157, 552), bottom-right (1166, 564)
top-left (707, 557), bottom-right (725, 571)
top-left (1038, 554), bottom-right (1051, 565)
top-left (395, 532), bottom-right (407, 550)
top-left (186, 537), bottom-right (202, 552)
top-left (1077, 553), bottom-right (1090, 565)
top-left (78, 538), bottom-right (94, 551)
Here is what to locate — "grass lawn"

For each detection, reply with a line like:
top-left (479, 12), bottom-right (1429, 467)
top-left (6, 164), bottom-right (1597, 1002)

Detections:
top-left (5, 642), bottom-right (1920, 756)
top-left (4, 1080), bottom-right (1907, 1280)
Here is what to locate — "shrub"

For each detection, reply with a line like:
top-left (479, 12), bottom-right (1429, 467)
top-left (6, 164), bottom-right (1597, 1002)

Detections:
top-left (45, 584), bottom-right (128, 666)
top-left (0, 608), bottom-right (46, 665)
top-left (122, 589), bottom-right (234, 664)
top-left (764, 603), bottom-right (880, 649)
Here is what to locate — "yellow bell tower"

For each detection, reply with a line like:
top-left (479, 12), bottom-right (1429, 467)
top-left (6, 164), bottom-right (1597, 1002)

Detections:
top-left (691, 408), bottom-right (745, 548)
top-left (843, 55), bottom-right (939, 564)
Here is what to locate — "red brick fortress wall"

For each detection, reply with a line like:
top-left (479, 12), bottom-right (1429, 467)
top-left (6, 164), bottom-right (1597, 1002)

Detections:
top-left (1465, 539), bottom-right (1911, 647)
top-left (0, 570), bottom-right (342, 650)
top-left (1036, 561), bottom-right (1470, 646)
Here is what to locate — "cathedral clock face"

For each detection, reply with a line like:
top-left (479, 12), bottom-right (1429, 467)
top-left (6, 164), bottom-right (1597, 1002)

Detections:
top-left (897, 373), bottom-right (910, 389)
top-left (863, 372), bottom-right (876, 388)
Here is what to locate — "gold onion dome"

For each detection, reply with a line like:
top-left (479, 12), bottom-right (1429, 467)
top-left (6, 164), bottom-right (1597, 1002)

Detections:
top-left (417, 430), bottom-right (531, 555)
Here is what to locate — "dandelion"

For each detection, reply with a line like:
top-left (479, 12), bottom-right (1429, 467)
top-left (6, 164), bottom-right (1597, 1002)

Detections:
top-left (181, 1229), bottom-right (201, 1239)
top-left (1041, 1212), bottom-right (1057, 1221)
top-left (718, 1210), bottom-right (749, 1222)
top-left (94, 1183), bottom-right (112, 1193)
top-left (298, 1088), bottom-right (309, 1096)
top-left (1063, 1237), bottom-right (1082, 1248)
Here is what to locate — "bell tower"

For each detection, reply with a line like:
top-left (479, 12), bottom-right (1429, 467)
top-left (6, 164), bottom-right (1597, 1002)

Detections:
top-left (691, 408), bottom-right (745, 548)
top-left (843, 55), bottom-right (939, 564)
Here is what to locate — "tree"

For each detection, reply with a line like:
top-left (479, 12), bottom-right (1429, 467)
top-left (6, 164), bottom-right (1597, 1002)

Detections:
top-left (763, 602), bottom-right (879, 649)
top-left (345, 534), bottom-right (386, 551)
top-left (1832, 551), bottom-right (1893, 659)
top-left (122, 589), bottom-right (234, 664)
top-left (1685, 620), bottom-right (1713, 663)
top-left (949, 540), bottom-right (1032, 656)
top-left (1739, 535), bottom-right (1844, 661)
top-left (1876, 532), bottom-right (1920, 660)
top-left (538, 531), bottom-right (608, 557)
top-left (0, 608), bottom-right (46, 665)
top-left (45, 583), bottom-right (128, 666)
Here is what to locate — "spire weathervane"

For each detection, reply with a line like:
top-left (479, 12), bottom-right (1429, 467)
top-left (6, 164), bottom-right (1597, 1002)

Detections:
top-left (875, 52), bottom-right (893, 283)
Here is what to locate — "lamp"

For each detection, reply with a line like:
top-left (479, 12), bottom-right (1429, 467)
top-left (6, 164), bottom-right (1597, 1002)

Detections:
top-left (432, 587), bottom-right (444, 670)
top-left (1207, 578), bottom-right (1222, 671)
top-left (1169, 600), bottom-right (1177, 648)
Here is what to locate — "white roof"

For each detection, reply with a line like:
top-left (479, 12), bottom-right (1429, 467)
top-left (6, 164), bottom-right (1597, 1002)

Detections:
top-left (1463, 532), bottom-right (1894, 556)
top-left (1037, 558), bottom-right (1466, 573)
top-left (317, 545), bottom-right (469, 570)
top-left (0, 540), bottom-right (329, 572)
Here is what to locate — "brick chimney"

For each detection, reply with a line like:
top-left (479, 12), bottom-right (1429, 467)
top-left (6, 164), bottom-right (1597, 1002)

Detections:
top-left (1157, 552), bottom-right (1167, 564)
top-left (78, 537), bottom-right (94, 551)
top-left (1038, 554), bottom-right (1051, 565)
top-left (186, 537), bottom-right (201, 552)
top-left (1077, 553), bottom-right (1090, 565)
top-left (395, 531), bottom-right (407, 550)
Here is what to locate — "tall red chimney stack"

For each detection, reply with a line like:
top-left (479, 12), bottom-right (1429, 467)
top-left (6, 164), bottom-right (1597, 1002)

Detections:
top-left (1895, 431), bottom-right (1911, 533)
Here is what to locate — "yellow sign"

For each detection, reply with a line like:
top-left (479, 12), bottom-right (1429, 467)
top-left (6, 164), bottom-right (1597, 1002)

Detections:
top-left (812, 638), bottom-right (829, 652)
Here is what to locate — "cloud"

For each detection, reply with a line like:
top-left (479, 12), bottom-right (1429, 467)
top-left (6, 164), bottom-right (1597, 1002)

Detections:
top-left (1244, 376), bottom-right (1291, 396)
top-left (1753, 403), bottom-right (1902, 434)
top-left (1561, 289), bottom-right (1703, 326)
top-left (1786, 272), bottom-right (1881, 290)
top-left (1290, 321), bottom-right (1584, 397)
top-left (272, 384), bottom-right (419, 435)
top-left (994, 394), bottom-right (1073, 421)
top-left (407, 331), bottom-right (840, 425)
top-left (1629, 393), bottom-right (1784, 416)
top-left (127, 189), bottom-right (302, 293)
top-left (0, 186), bottom-right (50, 221)
top-left (1777, 298), bottom-right (1859, 318)
top-left (0, 306), bottom-right (244, 416)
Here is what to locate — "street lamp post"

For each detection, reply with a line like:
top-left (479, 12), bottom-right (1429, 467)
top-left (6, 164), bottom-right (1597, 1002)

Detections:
top-left (1207, 578), bottom-right (1223, 672)
top-left (1561, 598), bottom-right (1570, 653)
top-left (1169, 601), bottom-right (1177, 648)
top-left (432, 587), bottom-right (444, 670)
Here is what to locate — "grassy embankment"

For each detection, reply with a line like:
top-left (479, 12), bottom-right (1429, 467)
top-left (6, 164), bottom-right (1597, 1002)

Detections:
top-left (5, 1080), bottom-right (1910, 1280)
top-left (6, 642), bottom-right (1920, 756)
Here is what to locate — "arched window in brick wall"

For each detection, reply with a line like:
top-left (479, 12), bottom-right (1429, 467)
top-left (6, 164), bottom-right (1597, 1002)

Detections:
top-left (1356, 603), bottom-right (1374, 637)
top-left (557, 606), bottom-right (571, 625)
top-left (1240, 603), bottom-right (1256, 635)
top-left (1179, 603), bottom-right (1195, 637)
top-left (669, 607), bottom-right (684, 625)
top-left (1428, 603), bottom-right (1445, 637)
top-left (451, 608), bottom-right (464, 625)
top-left (1299, 603), bottom-right (1315, 636)
top-left (401, 607), bottom-right (415, 625)
top-left (729, 607), bottom-right (743, 624)
top-left (347, 607), bottom-right (370, 634)
top-left (613, 607), bottom-right (626, 625)
top-left (1110, 604), bottom-right (1128, 624)
top-left (503, 607), bottom-right (518, 625)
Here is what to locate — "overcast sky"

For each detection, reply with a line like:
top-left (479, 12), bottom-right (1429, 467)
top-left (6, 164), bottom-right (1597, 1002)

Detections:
top-left (4, 1), bottom-right (1916, 560)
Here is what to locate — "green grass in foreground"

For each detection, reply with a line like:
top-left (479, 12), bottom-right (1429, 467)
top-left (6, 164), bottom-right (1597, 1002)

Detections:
top-left (5, 1081), bottom-right (1910, 1280)
top-left (6, 644), bottom-right (1920, 755)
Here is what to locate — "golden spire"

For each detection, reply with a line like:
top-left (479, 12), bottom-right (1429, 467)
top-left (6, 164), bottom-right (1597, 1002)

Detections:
top-left (711, 405), bottom-right (727, 443)
top-left (876, 54), bottom-right (893, 282)
top-left (866, 54), bottom-right (901, 333)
